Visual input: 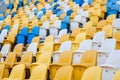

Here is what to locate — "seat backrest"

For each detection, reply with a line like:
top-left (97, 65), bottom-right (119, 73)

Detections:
top-left (58, 50), bottom-right (73, 64)
top-left (97, 20), bottom-right (107, 29)
top-left (105, 50), bottom-right (120, 68)
top-left (58, 34), bottom-right (69, 43)
top-left (1, 44), bottom-right (11, 57)
top-left (100, 39), bottom-right (116, 53)
top-left (20, 27), bottom-right (28, 36)
top-left (0, 29), bottom-right (8, 37)
top-left (42, 21), bottom-right (50, 29)
top-left (84, 21), bottom-right (92, 29)
top-left (31, 26), bottom-right (39, 36)
top-left (71, 28), bottom-right (81, 36)
top-left (80, 50), bottom-right (98, 66)
top-left (20, 52), bottom-right (33, 63)
top-left (59, 41), bottom-right (72, 52)
top-left (30, 65), bottom-right (47, 80)
top-left (27, 43), bottom-right (38, 56)
top-left (74, 33), bottom-right (86, 43)
top-left (37, 53), bottom-right (51, 68)
top-left (13, 44), bottom-right (23, 53)
top-left (113, 30), bottom-right (120, 42)
top-left (54, 66), bottom-right (73, 80)
top-left (102, 25), bottom-right (113, 38)
top-left (78, 40), bottom-right (92, 52)
top-left (93, 31), bottom-right (105, 44)
top-left (74, 15), bottom-right (82, 22)
top-left (44, 35), bottom-right (54, 43)
top-left (31, 36), bottom-right (40, 44)
top-left (9, 64), bottom-right (25, 79)
top-left (107, 14), bottom-right (116, 24)
top-left (41, 42), bottom-right (53, 52)
top-left (0, 63), bottom-right (5, 79)
top-left (5, 52), bottom-right (17, 66)
top-left (113, 70), bottom-right (120, 80)
top-left (81, 66), bottom-right (102, 80)
top-left (112, 19), bottom-right (120, 28)
top-left (58, 29), bottom-right (67, 37)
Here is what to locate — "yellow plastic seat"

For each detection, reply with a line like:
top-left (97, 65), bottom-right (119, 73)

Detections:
top-left (54, 66), bottom-right (73, 80)
top-left (4, 64), bottom-right (26, 80)
top-left (15, 52), bottom-right (33, 69)
top-left (113, 30), bottom-right (120, 49)
top-left (70, 28), bottom-right (81, 41)
top-left (30, 53), bottom-right (51, 73)
top-left (3, 52), bottom-right (17, 68)
top-left (82, 21), bottom-right (93, 32)
top-left (113, 70), bottom-right (120, 80)
top-left (107, 14), bottom-right (116, 25)
top-left (102, 25), bottom-right (113, 38)
top-left (13, 44), bottom-right (23, 57)
top-left (60, 13), bottom-right (66, 20)
top-left (86, 27), bottom-right (96, 39)
top-left (0, 63), bottom-right (9, 79)
top-left (96, 20), bottom-right (107, 32)
top-left (50, 50), bottom-right (73, 80)
top-left (72, 33), bottom-right (86, 50)
top-left (81, 66), bottom-right (102, 80)
top-left (29, 65), bottom-right (47, 80)
top-left (73, 50), bottom-right (98, 80)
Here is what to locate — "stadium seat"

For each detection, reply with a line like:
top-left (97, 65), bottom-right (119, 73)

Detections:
top-left (99, 50), bottom-right (120, 80)
top-left (52, 41), bottom-right (72, 63)
top-left (81, 66), bottom-right (102, 80)
top-left (113, 70), bottom-right (120, 80)
top-left (72, 40), bottom-right (92, 64)
top-left (3, 64), bottom-right (25, 80)
top-left (92, 31), bottom-right (106, 50)
top-left (29, 65), bottom-right (47, 80)
top-left (73, 50), bottom-right (98, 80)
top-left (97, 39), bottom-right (116, 65)
top-left (50, 50), bottom-right (73, 80)
top-left (54, 66), bottom-right (73, 80)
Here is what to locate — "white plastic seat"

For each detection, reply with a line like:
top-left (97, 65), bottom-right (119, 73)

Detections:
top-left (27, 43), bottom-right (38, 56)
top-left (54, 29), bottom-right (67, 43)
top-left (42, 21), bottom-right (50, 29)
top-left (74, 15), bottom-right (82, 23)
top-left (45, 4), bottom-right (51, 10)
top-left (52, 41), bottom-right (72, 63)
top-left (99, 50), bottom-right (120, 80)
top-left (72, 40), bottom-right (92, 64)
top-left (92, 31), bottom-right (105, 50)
top-left (70, 21), bottom-right (79, 31)
top-left (39, 28), bottom-right (47, 39)
top-left (53, 20), bottom-right (61, 29)
top-left (49, 27), bottom-right (58, 36)
top-left (0, 29), bottom-right (8, 38)
top-left (97, 39), bottom-right (116, 65)
top-left (0, 44), bottom-right (11, 57)
top-left (112, 19), bottom-right (120, 33)
top-left (50, 15), bottom-right (57, 20)
top-left (81, 11), bottom-right (89, 25)
top-left (0, 35), bottom-right (4, 43)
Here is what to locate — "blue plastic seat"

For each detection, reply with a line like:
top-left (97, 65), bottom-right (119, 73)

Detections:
top-left (57, 11), bottom-right (62, 17)
top-left (34, 1), bottom-right (39, 5)
top-left (108, 4), bottom-right (119, 16)
top-left (88, 0), bottom-right (93, 5)
top-left (53, 4), bottom-right (59, 10)
top-left (0, 16), bottom-right (4, 20)
top-left (38, 13), bottom-right (44, 20)
top-left (33, 9), bottom-right (38, 15)
top-left (4, 25), bottom-right (10, 30)
top-left (67, 9), bottom-right (73, 16)
top-left (11, 12), bottom-right (17, 18)
top-left (18, 1), bottom-right (23, 9)
top-left (27, 26), bottom-right (39, 44)
top-left (41, 8), bottom-right (46, 14)
top-left (61, 16), bottom-right (70, 30)
top-left (16, 27), bottom-right (28, 44)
